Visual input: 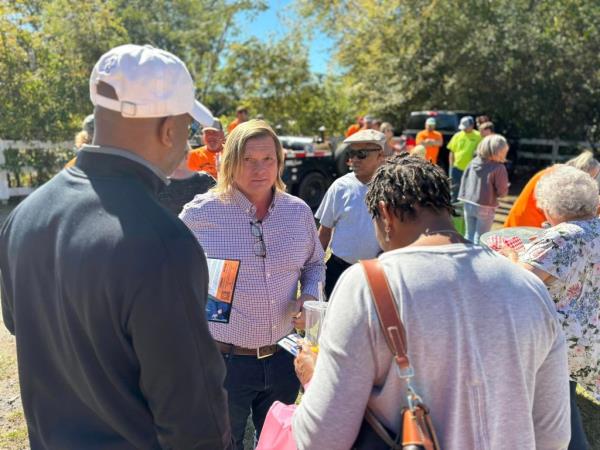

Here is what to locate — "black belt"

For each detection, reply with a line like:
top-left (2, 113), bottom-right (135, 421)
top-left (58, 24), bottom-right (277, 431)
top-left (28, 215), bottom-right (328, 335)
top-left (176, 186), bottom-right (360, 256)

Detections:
top-left (216, 341), bottom-right (279, 359)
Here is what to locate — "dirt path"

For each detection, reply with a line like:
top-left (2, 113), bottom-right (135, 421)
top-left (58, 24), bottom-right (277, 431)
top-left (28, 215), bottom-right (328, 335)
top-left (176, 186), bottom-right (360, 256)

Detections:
top-left (0, 320), bottom-right (27, 449)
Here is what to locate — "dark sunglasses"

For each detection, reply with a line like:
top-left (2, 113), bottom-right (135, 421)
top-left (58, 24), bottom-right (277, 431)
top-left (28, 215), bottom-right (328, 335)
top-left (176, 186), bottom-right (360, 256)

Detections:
top-left (347, 148), bottom-right (381, 160)
top-left (250, 220), bottom-right (266, 258)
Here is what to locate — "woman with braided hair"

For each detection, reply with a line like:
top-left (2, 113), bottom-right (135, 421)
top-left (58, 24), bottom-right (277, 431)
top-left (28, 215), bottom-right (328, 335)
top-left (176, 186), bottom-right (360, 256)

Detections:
top-left (292, 154), bottom-right (570, 449)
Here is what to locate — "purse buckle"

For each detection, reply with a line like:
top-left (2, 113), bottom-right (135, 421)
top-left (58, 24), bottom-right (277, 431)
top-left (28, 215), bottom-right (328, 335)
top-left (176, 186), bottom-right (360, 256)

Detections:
top-left (395, 364), bottom-right (414, 379)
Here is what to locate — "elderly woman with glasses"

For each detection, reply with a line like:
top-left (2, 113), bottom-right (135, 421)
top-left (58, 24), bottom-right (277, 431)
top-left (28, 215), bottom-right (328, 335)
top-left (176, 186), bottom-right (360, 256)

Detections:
top-left (519, 165), bottom-right (600, 450)
top-left (292, 154), bottom-right (570, 450)
top-left (180, 120), bottom-right (325, 450)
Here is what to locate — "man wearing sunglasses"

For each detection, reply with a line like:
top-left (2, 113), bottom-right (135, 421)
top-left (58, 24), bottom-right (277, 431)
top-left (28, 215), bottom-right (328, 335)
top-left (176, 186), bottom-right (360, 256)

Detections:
top-left (315, 129), bottom-right (391, 297)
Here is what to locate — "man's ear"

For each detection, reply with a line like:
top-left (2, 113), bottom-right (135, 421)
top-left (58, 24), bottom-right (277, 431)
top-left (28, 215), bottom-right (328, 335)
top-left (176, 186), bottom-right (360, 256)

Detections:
top-left (157, 116), bottom-right (175, 147)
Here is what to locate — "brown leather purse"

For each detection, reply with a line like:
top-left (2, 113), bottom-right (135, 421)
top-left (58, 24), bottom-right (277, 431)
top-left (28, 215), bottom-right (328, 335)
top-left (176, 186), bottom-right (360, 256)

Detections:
top-left (352, 259), bottom-right (441, 450)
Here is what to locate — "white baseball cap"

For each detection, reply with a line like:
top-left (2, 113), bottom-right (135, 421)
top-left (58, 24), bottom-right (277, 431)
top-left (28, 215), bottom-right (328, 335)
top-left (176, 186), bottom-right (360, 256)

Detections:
top-left (89, 44), bottom-right (214, 126)
top-left (343, 129), bottom-right (387, 150)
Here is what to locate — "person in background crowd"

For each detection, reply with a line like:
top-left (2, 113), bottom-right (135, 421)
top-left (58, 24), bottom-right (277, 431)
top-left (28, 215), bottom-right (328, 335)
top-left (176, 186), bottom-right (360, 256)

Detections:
top-left (448, 116), bottom-right (482, 201)
top-left (416, 117), bottom-right (443, 164)
top-left (292, 154), bottom-right (570, 450)
top-left (518, 165), bottom-right (600, 450)
top-left (75, 114), bottom-right (95, 149)
top-left (410, 144), bottom-right (427, 159)
top-left (180, 120), bottom-right (325, 450)
top-left (158, 144), bottom-right (216, 215)
top-left (65, 114), bottom-right (95, 168)
top-left (188, 121), bottom-right (225, 179)
top-left (380, 122), bottom-right (404, 154)
top-left (227, 106), bottom-right (249, 133)
top-left (0, 44), bottom-right (232, 449)
top-left (504, 150), bottom-right (600, 228)
top-left (315, 129), bottom-right (389, 297)
top-left (372, 118), bottom-right (382, 131)
top-left (458, 134), bottom-right (510, 243)
top-left (345, 116), bottom-right (363, 137)
top-left (476, 115), bottom-right (491, 129)
top-left (362, 115), bottom-right (375, 130)
top-left (479, 121), bottom-right (495, 137)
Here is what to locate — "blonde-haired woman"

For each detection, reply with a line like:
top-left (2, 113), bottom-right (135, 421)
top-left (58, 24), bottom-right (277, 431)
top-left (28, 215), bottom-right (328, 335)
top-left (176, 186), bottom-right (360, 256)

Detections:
top-left (458, 134), bottom-right (510, 243)
top-left (380, 122), bottom-right (404, 154)
top-left (180, 120), bottom-right (325, 450)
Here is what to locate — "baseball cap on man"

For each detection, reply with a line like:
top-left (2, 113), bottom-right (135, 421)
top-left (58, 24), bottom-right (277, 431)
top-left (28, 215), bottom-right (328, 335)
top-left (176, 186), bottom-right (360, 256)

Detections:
top-left (344, 129), bottom-right (387, 151)
top-left (89, 44), bottom-right (214, 126)
top-left (425, 117), bottom-right (436, 126)
top-left (459, 116), bottom-right (475, 131)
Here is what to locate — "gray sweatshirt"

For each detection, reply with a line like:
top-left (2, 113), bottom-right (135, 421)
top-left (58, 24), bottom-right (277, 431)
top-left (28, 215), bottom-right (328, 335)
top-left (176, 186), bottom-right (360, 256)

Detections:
top-left (458, 156), bottom-right (509, 207)
top-left (293, 245), bottom-right (570, 450)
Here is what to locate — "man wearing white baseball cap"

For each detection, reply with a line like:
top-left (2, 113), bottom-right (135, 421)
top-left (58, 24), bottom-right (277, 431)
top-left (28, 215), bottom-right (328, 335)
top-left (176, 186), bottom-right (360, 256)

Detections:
top-left (315, 129), bottom-right (390, 297)
top-left (0, 44), bottom-right (232, 449)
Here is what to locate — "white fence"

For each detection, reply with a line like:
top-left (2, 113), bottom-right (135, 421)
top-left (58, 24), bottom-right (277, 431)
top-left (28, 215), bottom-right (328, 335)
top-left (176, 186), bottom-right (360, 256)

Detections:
top-left (517, 138), bottom-right (599, 163)
top-left (0, 140), bottom-right (72, 202)
top-left (0, 137), bottom-right (598, 202)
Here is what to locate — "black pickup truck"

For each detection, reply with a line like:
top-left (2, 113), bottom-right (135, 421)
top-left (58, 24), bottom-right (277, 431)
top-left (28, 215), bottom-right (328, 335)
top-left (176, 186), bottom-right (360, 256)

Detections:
top-left (279, 136), bottom-right (338, 210)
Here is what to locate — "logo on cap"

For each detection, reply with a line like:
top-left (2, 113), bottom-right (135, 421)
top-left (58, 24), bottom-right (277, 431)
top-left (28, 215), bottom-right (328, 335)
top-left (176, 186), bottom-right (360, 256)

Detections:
top-left (100, 56), bottom-right (118, 74)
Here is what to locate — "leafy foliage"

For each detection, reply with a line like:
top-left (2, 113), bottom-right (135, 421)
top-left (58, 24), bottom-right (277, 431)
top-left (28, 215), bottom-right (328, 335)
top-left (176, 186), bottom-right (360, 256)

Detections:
top-left (0, 0), bottom-right (354, 142)
top-left (298, 0), bottom-right (600, 140)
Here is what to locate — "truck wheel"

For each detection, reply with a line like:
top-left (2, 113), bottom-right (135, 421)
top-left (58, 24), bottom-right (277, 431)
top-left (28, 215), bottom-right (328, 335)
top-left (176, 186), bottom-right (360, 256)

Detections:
top-left (297, 172), bottom-right (329, 210)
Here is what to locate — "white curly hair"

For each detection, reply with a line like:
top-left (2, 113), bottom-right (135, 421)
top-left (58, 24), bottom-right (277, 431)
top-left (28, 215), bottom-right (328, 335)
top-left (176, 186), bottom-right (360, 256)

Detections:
top-left (535, 165), bottom-right (599, 220)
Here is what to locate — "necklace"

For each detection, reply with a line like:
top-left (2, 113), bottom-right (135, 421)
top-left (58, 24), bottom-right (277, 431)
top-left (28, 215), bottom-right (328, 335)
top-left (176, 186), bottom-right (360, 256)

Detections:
top-left (424, 228), bottom-right (460, 235)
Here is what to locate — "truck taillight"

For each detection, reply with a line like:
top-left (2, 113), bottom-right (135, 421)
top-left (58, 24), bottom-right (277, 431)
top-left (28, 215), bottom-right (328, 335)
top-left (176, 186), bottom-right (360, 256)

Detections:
top-left (406, 136), bottom-right (416, 150)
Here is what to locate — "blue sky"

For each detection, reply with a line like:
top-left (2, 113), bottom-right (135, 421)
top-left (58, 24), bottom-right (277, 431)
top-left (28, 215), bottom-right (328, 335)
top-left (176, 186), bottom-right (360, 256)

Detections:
top-left (237, 0), bottom-right (334, 74)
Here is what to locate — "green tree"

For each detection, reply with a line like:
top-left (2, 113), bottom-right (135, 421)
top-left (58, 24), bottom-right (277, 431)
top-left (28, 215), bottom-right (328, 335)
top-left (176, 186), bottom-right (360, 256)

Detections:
top-left (217, 35), bottom-right (354, 135)
top-left (0, 0), bottom-right (267, 141)
top-left (0, 0), bottom-right (126, 140)
top-left (299, 0), bottom-right (600, 141)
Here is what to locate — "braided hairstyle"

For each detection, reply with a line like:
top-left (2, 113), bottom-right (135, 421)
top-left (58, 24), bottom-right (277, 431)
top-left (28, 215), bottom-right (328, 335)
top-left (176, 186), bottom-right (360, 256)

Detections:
top-left (366, 153), bottom-right (453, 221)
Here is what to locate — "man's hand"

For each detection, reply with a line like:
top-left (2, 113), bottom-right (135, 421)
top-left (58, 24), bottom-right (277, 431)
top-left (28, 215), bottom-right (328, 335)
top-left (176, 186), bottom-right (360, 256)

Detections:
top-left (294, 342), bottom-right (317, 386)
top-left (292, 293), bottom-right (316, 330)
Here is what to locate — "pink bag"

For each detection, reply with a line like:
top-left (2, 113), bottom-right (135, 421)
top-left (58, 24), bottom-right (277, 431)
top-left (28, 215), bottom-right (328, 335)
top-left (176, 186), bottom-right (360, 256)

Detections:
top-left (255, 401), bottom-right (298, 450)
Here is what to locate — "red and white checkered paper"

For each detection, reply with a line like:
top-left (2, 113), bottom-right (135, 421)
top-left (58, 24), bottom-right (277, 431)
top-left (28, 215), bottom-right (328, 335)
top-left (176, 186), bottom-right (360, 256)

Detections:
top-left (487, 235), bottom-right (526, 254)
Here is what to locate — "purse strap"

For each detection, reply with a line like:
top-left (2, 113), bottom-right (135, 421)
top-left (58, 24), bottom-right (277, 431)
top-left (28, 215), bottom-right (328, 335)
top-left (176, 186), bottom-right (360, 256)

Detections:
top-left (360, 259), bottom-right (410, 373)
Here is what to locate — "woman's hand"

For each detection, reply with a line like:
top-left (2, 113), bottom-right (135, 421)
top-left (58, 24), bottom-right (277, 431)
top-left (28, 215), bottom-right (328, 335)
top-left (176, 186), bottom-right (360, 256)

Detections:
top-left (294, 342), bottom-right (317, 386)
top-left (498, 246), bottom-right (519, 263)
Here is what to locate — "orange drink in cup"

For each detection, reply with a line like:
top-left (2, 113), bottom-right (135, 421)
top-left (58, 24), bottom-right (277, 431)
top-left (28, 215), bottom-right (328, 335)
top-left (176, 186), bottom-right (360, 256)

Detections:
top-left (303, 300), bottom-right (328, 354)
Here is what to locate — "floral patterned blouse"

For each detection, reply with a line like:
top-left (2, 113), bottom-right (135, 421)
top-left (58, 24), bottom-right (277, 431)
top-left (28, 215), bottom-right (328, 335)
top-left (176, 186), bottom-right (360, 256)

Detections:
top-left (521, 217), bottom-right (600, 401)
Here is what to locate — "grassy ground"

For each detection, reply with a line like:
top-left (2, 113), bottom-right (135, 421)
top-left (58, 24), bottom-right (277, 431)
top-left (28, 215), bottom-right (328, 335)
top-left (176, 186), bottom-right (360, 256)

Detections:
top-left (0, 196), bottom-right (599, 449)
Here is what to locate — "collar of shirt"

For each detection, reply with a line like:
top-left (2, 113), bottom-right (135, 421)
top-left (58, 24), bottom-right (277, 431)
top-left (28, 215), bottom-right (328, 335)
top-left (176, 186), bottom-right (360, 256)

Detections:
top-left (80, 145), bottom-right (169, 185)
top-left (228, 188), bottom-right (281, 219)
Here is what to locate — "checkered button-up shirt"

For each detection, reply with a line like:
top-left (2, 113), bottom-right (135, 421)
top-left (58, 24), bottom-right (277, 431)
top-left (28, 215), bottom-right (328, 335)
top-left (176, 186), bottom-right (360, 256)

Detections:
top-left (180, 189), bottom-right (325, 348)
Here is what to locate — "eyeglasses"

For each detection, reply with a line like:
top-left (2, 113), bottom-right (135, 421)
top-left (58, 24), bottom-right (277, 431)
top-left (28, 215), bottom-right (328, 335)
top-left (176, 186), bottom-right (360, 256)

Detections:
top-left (188, 121), bottom-right (200, 140)
top-left (250, 220), bottom-right (266, 258)
top-left (347, 148), bottom-right (381, 160)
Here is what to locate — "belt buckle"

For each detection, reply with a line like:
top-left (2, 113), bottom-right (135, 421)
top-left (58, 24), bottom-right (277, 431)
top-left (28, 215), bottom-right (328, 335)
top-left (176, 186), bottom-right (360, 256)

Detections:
top-left (257, 346), bottom-right (274, 359)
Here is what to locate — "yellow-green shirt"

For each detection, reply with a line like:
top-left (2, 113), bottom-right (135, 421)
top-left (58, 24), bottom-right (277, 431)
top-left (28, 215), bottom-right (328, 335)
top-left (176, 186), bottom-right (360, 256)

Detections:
top-left (447, 130), bottom-right (481, 171)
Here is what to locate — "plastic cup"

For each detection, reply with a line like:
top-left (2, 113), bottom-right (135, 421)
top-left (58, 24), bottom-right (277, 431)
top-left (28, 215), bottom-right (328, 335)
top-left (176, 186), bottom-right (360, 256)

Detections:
top-left (303, 300), bottom-right (328, 351)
